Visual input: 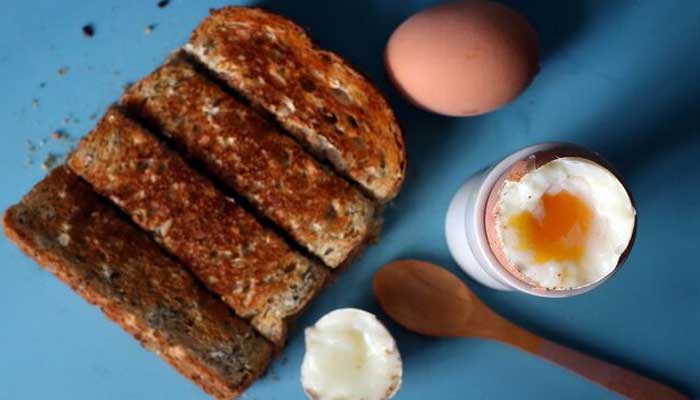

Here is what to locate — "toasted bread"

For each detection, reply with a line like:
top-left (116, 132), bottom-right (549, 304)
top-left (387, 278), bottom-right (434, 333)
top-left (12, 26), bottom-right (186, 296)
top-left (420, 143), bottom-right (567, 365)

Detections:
top-left (121, 57), bottom-right (376, 268)
top-left (2, 167), bottom-right (273, 400)
top-left (185, 7), bottom-right (406, 203)
top-left (68, 109), bottom-right (329, 345)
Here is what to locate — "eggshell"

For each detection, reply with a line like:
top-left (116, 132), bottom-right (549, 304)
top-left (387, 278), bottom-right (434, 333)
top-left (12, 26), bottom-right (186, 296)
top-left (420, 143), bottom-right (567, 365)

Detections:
top-left (385, 0), bottom-right (539, 116)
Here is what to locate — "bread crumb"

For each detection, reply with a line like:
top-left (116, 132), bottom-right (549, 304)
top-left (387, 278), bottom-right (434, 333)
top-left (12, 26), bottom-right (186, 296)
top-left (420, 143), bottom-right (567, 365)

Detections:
top-left (82, 24), bottom-right (95, 37)
top-left (51, 130), bottom-right (68, 140)
top-left (41, 153), bottom-right (58, 171)
top-left (145, 24), bottom-right (156, 35)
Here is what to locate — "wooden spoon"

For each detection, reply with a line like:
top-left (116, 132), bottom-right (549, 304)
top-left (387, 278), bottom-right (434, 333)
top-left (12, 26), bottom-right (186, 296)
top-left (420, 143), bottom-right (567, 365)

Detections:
top-left (373, 259), bottom-right (687, 400)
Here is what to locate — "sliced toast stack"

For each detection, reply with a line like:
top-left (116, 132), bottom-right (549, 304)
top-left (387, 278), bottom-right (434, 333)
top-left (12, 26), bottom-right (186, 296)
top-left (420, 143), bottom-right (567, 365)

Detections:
top-left (3, 7), bottom-right (405, 400)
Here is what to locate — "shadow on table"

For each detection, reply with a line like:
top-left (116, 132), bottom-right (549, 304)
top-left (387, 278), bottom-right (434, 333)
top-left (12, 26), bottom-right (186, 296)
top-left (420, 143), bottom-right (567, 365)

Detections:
top-left (591, 95), bottom-right (700, 186)
top-left (498, 0), bottom-right (589, 61)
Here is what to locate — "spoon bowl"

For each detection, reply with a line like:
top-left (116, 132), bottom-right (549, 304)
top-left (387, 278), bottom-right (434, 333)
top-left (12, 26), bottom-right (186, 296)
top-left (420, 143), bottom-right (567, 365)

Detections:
top-left (373, 259), bottom-right (480, 337)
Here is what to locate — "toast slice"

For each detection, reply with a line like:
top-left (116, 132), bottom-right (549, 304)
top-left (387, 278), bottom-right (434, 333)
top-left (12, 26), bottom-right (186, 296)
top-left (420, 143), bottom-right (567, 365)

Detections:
top-left (2, 167), bottom-right (273, 400)
top-left (121, 57), bottom-right (376, 268)
top-left (185, 7), bottom-right (406, 203)
top-left (68, 108), bottom-right (329, 345)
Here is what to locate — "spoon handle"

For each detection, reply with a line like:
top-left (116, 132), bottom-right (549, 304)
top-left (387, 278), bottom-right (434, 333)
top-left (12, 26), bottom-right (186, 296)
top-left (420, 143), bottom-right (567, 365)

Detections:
top-left (483, 315), bottom-right (687, 400)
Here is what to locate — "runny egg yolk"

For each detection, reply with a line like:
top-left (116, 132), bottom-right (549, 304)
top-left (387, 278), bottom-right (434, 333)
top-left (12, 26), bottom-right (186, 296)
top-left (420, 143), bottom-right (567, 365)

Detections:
top-left (508, 190), bottom-right (593, 264)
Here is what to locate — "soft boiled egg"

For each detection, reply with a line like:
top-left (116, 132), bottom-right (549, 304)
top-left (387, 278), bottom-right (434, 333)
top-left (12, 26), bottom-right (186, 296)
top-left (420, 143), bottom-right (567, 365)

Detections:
top-left (485, 155), bottom-right (636, 289)
top-left (301, 308), bottom-right (402, 400)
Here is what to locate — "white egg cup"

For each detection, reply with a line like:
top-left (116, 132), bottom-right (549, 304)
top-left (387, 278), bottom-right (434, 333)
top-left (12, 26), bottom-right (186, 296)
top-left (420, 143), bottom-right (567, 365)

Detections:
top-left (445, 142), bottom-right (611, 297)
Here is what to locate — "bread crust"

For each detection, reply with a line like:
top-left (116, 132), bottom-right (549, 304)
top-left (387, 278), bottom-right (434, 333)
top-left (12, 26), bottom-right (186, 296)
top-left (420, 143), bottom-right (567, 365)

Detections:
top-left (68, 109), bottom-right (329, 345)
top-left (3, 167), bottom-right (273, 400)
top-left (185, 7), bottom-right (406, 202)
top-left (121, 58), bottom-right (377, 268)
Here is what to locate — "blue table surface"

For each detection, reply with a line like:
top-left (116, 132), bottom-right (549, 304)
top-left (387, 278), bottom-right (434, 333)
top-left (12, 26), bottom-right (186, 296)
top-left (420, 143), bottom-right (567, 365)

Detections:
top-left (1, 1), bottom-right (699, 399)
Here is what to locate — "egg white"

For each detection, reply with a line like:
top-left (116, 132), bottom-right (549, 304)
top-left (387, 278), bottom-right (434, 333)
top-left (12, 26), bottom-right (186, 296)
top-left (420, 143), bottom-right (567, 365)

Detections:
top-left (495, 157), bottom-right (636, 289)
top-left (301, 308), bottom-right (402, 400)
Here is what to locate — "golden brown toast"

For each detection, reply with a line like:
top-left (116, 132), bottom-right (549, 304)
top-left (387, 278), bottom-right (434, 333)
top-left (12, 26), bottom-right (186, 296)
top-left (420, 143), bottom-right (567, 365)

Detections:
top-left (4, 7), bottom-right (408, 398)
top-left (121, 57), bottom-right (377, 268)
top-left (68, 108), bottom-right (329, 345)
top-left (185, 7), bottom-right (406, 203)
top-left (3, 167), bottom-right (273, 400)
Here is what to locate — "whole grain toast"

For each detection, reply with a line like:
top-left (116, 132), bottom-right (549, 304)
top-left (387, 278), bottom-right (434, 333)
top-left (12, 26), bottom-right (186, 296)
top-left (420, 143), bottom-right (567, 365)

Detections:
top-left (68, 108), bottom-right (329, 345)
top-left (121, 57), bottom-right (377, 268)
top-left (185, 7), bottom-right (406, 203)
top-left (2, 167), bottom-right (273, 400)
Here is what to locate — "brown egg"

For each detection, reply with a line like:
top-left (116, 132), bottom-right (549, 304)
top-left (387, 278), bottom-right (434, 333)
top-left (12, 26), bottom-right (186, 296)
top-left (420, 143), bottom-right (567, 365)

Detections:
top-left (385, 0), bottom-right (539, 117)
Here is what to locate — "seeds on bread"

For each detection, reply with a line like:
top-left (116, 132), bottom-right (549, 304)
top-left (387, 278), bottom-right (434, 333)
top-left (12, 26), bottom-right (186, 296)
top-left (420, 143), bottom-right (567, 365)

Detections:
top-left (185, 7), bottom-right (406, 203)
top-left (2, 167), bottom-right (273, 400)
top-left (68, 108), bottom-right (329, 345)
top-left (121, 57), bottom-right (377, 268)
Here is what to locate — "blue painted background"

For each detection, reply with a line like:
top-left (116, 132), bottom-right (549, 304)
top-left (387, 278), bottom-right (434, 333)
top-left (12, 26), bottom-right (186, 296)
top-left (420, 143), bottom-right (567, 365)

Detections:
top-left (1, 1), bottom-right (698, 399)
